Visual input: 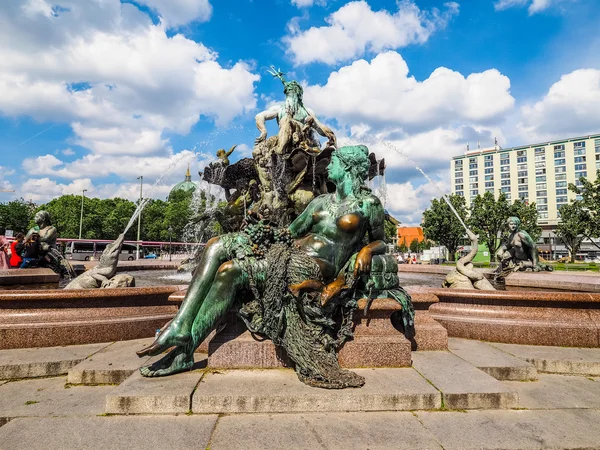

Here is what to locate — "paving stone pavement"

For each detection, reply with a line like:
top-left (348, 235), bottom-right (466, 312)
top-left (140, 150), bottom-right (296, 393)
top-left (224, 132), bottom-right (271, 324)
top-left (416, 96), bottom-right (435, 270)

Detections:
top-left (0, 339), bottom-right (600, 449)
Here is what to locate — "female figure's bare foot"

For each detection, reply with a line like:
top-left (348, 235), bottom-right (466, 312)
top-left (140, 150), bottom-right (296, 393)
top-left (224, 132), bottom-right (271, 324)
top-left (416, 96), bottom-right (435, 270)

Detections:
top-left (139, 346), bottom-right (194, 377)
top-left (136, 323), bottom-right (190, 357)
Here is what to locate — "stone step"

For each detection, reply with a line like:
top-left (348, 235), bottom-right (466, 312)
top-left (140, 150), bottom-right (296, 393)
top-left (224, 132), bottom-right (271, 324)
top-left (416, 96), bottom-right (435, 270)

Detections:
top-left (448, 338), bottom-right (537, 381)
top-left (67, 338), bottom-right (154, 385)
top-left (192, 368), bottom-right (441, 414)
top-left (105, 360), bottom-right (206, 414)
top-left (489, 342), bottom-right (600, 376)
top-left (411, 351), bottom-right (518, 410)
top-left (0, 342), bottom-right (111, 380)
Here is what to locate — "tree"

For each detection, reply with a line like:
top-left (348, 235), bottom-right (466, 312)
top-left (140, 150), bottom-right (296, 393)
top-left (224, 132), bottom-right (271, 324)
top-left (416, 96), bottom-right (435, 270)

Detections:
top-left (0, 198), bottom-right (36, 235)
top-left (422, 194), bottom-right (468, 262)
top-left (469, 191), bottom-right (541, 261)
top-left (569, 169), bottom-right (600, 238)
top-left (384, 218), bottom-right (398, 244)
top-left (555, 202), bottom-right (590, 263)
top-left (409, 238), bottom-right (420, 253)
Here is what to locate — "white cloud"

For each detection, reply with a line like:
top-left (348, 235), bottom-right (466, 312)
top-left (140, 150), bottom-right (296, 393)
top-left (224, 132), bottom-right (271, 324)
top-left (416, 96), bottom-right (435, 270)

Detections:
top-left (61, 148), bottom-right (75, 156)
top-left (384, 178), bottom-right (450, 225)
top-left (134, 0), bottom-right (213, 27)
top-left (19, 177), bottom-right (94, 202)
top-left (21, 150), bottom-right (211, 184)
top-left (0, 1), bottom-right (259, 158)
top-left (304, 52), bottom-right (515, 133)
top-left (518, 69), bottom-right (600, 141)
top-left (291, 0), bottom-right (326, 8)
top-left (494, 0), bottom-right (575, 14)
top-left (285, 0), bottom-right (459, 65)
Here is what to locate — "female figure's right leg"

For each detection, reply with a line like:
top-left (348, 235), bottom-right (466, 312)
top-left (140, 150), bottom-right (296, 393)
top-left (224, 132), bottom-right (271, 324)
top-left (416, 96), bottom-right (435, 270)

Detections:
top-left (137, 236), bottom-right (230, 357)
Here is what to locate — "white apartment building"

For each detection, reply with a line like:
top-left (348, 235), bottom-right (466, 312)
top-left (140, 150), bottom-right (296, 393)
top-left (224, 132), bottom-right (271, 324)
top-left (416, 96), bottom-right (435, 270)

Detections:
top-left (451, 134), bottom-right (600, 228)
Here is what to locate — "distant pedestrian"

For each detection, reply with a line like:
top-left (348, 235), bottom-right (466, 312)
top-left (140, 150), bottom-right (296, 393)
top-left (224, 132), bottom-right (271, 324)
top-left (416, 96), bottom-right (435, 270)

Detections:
top-left (9, 233), bottom-right (24, 268)
top-left (412, 255), bottom-right (417, 264)
top-left (0, 235), bottom-right (10, 270)
top-left (20, 233), bottom-right (40, 269)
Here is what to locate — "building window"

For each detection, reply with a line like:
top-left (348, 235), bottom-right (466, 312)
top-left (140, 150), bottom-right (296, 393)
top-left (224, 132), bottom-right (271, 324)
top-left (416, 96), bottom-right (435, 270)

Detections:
top-left (536, 176), bottom-right (547, 182)
top-left (517, 157), bottom-right (527, 163)
top-left (517, 150), bottom-right (527, 156)
top-left (534, 147), bottom-right (545, 154)
top-left (456, 191), bottom-right (464, 196)
top-left (500, 157), bottom-right (509, 165)
top-left (536, 190), bottom-right (547, 197)
top-left (595, 139), bottom-right (600, 153)
top-left (470, 183), bottom-right (479, 189)
top-left (469, 170), bottom-right (478, 176)
top-left (575, 179), bottom-right (584, 186)
top-left (455, 178), bottom-right (463, 184)
top-left (535, 168), bottom-right (546, 175)
top-left (536, 183), bottom-right (547, 189)
top-left (555, 166), bottom-right (566, 174)
top-left (469, 158), bottom-right (477, 163)
top-left (574, 156), bottom-right (586, 163)
top-left (485, 188), bottom-right (494, 193)
top-left (501, 180), bottom-right (510, 186)
top-left (501, 173), bottom-right (510, 179)
top-left (574, 141), bottom-right (586, 149)
top-left (556, 173), bottom-right (567, 181)
top-left (517, 163), bottom-right (528, 170)
top-left (484, 168), bottom-right (493, 174)
top-left (517, 171), bottom-right (528, 177)
top-left (575, 171), bottom-right (587, 178)
top-left (518, 185), bottom-right (528, 192)
top-left (501, 187), bottom-right (510, 193)
top-left (537, 205), bottom-right (548, 211)
top-left (518, 177), bottom-right (528, 184)
top-left (455, 184), bottom-right (464, 190)
top-left (574, 164), bottom-right (587, 171)
top-left (539, 212), bottom-right (548, 219)
top-left (554, 158), bottom-right (566, 166)
top-left (505, 193), bottom-right (512, 200)
top-left (485, 182), bottom-right (494, 188)
top-left (596, 161), bottom-right (600, 170)
top-left (554, 144), bottom-right (565, 151)
top-left (485, 175), bottom-right (494, 181)
top-left (484, 161), bottom-right (493, 167)
top-left (469, 176), bottom-right (478, 182)
top-left (484, 155), bottom-right (493, 161)
top-left (519, 193), bottom-right (528, 200)
top-left (556, 196), bottom-right (568, 204)
top-left (537, 197), bottom-right (548, 205)
top-left (535, 161), bottom-right (546, 168)
top-left (556, 188), bottom-right (568, 195)
top-left (470, 190), bottom-right (478, 196)
top-left (554, 152), bottom-right (565, 159)
top-left (500, 166), bottom-right (510, 173)
top-left (535, 155), bottom-right (545, 162)
top-left (555, 181), bottom-right (567, 188)
top-left (469, 163), bottom-right (478, 169)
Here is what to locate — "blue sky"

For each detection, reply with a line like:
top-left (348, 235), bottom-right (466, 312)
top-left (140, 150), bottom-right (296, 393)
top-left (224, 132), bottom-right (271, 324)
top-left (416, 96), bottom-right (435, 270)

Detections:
top-left (1, 0), bottom-right (599, 224)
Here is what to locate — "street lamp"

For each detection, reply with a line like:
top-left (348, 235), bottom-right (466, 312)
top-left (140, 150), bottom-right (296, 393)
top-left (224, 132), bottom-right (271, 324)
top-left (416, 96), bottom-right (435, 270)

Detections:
top-left (136, 176), bottom-right (143, 260)
top-left (168, 226), bottom-right (173, 262)
top-left (78, 189), bottom-right (87, 239)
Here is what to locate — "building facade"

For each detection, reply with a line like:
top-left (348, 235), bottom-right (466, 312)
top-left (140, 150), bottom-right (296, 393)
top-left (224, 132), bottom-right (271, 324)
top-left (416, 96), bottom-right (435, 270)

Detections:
top-left (451, 134), bottom-right (600, 227)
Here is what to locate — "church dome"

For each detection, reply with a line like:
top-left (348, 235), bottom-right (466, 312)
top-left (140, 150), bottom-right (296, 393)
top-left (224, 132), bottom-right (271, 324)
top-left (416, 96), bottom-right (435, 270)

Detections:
top-left (169, 166), bottom-right (196, 199)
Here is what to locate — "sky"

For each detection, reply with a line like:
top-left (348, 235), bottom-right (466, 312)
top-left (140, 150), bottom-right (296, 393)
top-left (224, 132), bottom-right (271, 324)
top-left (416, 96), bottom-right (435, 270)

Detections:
top-left (1, 0), bottom-right (599, 225)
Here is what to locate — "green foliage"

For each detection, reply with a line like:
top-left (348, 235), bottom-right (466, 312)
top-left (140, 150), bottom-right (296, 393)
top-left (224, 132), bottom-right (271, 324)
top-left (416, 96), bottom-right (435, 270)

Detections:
top-left (469, 191), bottom-right (540, 261)
top-left (568, 169), bottom-right (600, 237)
top-left (422, 194), bottom-right (467, 262)
top-left (0, 198), bottom-right (36, 234)
top-left (409, 238), bottom-right (420, 253)
top-left (555, 202), bottom-right (590, 263)
top-left (384, 218), bottom-right (398, 244)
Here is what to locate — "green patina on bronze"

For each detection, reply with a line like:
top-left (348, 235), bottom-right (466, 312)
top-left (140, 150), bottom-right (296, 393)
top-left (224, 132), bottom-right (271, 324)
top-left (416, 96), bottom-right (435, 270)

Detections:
top-left (494, 216), bottom-right (553, 281)
top-left (137, 144), bottom-right (414, 388)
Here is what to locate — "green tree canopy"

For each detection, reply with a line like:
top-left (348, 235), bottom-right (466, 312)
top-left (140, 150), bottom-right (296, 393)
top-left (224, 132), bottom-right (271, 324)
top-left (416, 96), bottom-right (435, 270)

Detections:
top-left (0, 198), bottom-right (36, 235)
top-left (422, 194), bottom-right (467, 262)
top-left (568, 169), bottom-right (600, 238)
top-left (409, 238), bottom-right (420, 253)
top-left (555, 202), bottom-right (590, 263)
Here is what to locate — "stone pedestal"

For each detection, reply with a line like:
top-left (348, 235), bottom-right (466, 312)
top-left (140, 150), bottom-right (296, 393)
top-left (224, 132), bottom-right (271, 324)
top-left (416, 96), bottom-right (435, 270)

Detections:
top-left (207, 298), bottom-right (413, 369)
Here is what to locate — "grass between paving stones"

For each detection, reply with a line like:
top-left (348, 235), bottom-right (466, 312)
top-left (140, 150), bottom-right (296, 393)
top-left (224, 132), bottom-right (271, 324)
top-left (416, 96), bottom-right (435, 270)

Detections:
top-left (24, 400), bottom-right (39, 405)
top-left (410, 366), bottom-right (447, 411)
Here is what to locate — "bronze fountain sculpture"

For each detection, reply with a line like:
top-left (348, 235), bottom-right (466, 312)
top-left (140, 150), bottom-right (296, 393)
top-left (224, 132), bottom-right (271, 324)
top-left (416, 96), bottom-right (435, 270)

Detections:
top-left (137, 69), bottom-right (413, 389)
